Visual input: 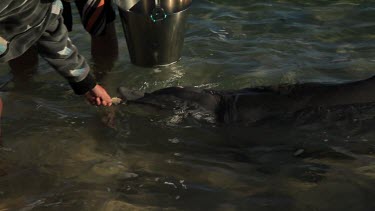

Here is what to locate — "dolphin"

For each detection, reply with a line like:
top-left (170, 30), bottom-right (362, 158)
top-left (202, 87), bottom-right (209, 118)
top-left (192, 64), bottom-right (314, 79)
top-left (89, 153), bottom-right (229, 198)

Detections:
top-left (116, 75), bottom-right (375, 124)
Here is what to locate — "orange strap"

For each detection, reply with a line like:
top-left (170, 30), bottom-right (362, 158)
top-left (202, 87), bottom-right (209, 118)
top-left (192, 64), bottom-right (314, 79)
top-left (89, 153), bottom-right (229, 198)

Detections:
top-left (85, 0), bottom-right (105, 32)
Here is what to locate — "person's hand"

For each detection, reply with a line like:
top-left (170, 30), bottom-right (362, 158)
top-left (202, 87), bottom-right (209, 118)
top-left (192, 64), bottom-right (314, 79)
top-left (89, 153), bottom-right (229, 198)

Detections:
top-left (84, 84), bottom-right (112, 106)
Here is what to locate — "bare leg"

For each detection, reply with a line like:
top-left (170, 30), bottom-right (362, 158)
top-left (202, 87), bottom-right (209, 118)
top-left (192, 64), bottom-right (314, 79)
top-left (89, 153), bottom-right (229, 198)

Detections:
top-left (91, 22), bottom-right (118, 82)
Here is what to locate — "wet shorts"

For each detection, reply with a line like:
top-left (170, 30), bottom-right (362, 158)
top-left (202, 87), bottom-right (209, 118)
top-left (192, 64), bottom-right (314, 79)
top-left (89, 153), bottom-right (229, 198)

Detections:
top-left (62, 0), bottom-right (116, 36)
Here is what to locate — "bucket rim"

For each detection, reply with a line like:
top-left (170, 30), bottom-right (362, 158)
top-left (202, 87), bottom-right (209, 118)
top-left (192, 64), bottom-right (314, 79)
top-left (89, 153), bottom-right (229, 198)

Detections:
top-left (118, 2), bottom-right (192, 16)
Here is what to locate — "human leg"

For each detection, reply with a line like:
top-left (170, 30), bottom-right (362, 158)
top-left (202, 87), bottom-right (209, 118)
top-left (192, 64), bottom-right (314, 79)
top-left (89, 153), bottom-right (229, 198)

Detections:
top-left (8, 46), bottom-right (39, 88)
top-left (90, 21), bottom-right (118, 81)
top-left (75, 0), bottom-right (118, 81)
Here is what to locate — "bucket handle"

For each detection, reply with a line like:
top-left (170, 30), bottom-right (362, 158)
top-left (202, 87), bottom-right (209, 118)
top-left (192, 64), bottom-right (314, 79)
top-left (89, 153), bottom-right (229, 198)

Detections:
top-left (150, 0), bottom-right (167, 22)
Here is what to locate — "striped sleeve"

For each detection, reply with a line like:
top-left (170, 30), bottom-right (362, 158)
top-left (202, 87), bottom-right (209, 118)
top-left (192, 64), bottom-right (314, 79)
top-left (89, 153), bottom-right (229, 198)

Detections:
top-left (37, 14), bottom-right (96, 95)
top-left (75, 0), bottom-right (116, 36)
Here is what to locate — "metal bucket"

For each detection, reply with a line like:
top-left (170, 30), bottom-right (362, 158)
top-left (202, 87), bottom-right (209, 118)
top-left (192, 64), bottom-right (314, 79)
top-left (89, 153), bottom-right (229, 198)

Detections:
top-left (115, 0), bottom-right (192, 67)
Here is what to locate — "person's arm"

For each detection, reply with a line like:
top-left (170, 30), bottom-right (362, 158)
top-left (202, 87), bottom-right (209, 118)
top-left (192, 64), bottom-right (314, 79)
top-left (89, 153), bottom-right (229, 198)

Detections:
top-left (36, 14), bottom-right (112, 106)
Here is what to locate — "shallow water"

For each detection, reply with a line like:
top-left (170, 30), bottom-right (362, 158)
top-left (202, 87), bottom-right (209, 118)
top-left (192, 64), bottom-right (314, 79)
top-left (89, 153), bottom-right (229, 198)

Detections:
top-left (1, 0), bottom-right (375, 210)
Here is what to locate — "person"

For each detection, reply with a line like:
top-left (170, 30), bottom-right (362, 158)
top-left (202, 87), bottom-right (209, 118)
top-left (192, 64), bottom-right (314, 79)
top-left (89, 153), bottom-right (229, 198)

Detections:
top-left (0, 0), bottom-right (113, 106)
top-left (61, 0), bottom-right (119, 81)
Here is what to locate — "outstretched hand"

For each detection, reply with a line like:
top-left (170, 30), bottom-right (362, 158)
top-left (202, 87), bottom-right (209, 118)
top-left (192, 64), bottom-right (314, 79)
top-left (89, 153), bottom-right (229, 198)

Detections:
top-left (85, 84), bottom-right (112, 106)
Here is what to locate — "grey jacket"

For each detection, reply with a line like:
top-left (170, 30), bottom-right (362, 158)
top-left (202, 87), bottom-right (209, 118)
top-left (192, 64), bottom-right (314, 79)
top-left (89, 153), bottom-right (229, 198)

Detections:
top-left (0, 0), bottom-right (96, 94)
